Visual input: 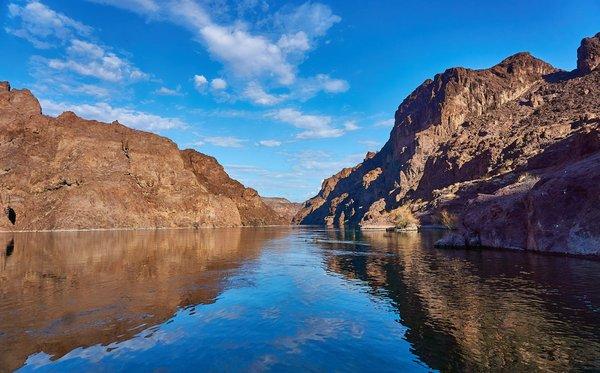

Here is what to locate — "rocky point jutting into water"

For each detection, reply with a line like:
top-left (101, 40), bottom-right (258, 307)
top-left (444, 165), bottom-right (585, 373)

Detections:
top-left (0, 83), bottom-right (286, 231)
top-left (294, 32), bottom-right (600, 256)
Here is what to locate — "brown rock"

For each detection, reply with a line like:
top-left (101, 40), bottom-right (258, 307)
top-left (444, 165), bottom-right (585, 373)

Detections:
top-left (298, 32), bottom-right (600, 256)
top-left (577, 32), bottom-right (600, 74)
top-left (0, 85), bottom-right (284, 231)
top-left (262, 197), bottom-right (302, 224)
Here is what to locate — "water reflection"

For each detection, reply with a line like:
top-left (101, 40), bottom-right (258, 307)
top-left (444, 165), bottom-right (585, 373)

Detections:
top-left (319, 229), bottom-right (600, 371)
top-left (0, 228), bottom-right (599, 372)
top-left (0, 228), bottom-right (290, 371)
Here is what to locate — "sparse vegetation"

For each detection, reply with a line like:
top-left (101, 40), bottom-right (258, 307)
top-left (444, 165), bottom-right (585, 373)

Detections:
top-left (390, 206), bottom-right (418, 229)
top-left (517, 172), bottom-right (539, 183)
top-left (438, 209), bottom-right (459, 230)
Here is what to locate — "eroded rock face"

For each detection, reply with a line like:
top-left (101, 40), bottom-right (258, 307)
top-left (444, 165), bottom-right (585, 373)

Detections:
top-left (296, 33), bottom-right (600, 255)
top-left (0, 85), bottom-right (284, 231)
top-left (577, 32), bottom-right (600, 74)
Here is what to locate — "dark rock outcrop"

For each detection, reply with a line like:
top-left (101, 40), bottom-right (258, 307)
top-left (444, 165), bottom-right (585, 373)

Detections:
top-left (0, 82), bottom-right (285, 230)
top-left (577, 32), bottom-right (600, 74)
top-left (296, 33), bottom-right (600, 256)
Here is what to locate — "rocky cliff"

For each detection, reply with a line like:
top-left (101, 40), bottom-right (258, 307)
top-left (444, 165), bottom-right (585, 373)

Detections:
top-left (0, 83), bottom-right (285, 230)
top-left (295, 33), bottom-right (600, 256)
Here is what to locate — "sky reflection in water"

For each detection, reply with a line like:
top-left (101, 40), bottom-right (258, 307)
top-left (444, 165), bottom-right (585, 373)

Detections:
top-left (0, 228), bottom-right (598, 372)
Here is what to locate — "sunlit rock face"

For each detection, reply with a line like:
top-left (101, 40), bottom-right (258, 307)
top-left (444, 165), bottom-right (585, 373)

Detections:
top-left (295, 33), bottom-right (600, 255)
top-left (0, 85), bottom-right (285, 231)
top-left (0, 228), bottom-right (288, 371)
top-left (261, 197), bottom-right (302, 224)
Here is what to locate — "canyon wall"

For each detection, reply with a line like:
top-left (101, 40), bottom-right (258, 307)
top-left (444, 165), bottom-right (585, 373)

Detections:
top-left (0, 83), bottom-right (285, 231)
top-left (295, 33), bottom-right (600, 255)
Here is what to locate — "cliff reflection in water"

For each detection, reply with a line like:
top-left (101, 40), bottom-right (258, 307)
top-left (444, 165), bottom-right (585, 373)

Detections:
top-left (0, 228), bottom-right (289, 371)
top-left (320, 229), bottom-right (600, 372)
top-left (1, 228), bottom-right (599, 372)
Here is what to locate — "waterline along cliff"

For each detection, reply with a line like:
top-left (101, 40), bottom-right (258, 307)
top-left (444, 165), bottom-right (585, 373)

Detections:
top-left (0, 82), bottom-right (285, 231)
top-left (294, 32), bottom-right (600, 256)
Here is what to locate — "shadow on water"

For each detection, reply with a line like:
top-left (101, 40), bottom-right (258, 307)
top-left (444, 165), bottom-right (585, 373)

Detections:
top-left (317, 228), bottom-right (600, 372)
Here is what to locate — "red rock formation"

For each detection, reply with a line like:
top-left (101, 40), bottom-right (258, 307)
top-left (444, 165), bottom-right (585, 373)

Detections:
top-left (296, 32), bottom-right (600, 255)
top-left (0, 84), bottom-right (285, 230)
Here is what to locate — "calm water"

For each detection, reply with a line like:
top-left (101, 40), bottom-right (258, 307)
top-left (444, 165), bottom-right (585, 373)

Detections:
top-left (0, 228), bottom-right (599, 372)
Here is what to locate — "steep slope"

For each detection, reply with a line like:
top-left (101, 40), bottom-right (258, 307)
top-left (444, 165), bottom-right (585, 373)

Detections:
top-left (0, 83), bottom-right (285, 230)
top-left (261, 197), bottom-right (302, 224)
top-left (295, 33), bottom-right (600, 255)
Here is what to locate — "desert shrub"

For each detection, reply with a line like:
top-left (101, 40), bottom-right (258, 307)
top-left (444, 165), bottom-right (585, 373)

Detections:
top-left (438, 209), bottom-right (459, 230)
top-left (390, 206), bottom-right (418, 229)
top-left (517, 172), bottom-right (539, 183)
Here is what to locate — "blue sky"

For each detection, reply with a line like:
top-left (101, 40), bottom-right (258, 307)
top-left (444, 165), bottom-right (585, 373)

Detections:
top-left (2, 0), bottom-right (599, 201)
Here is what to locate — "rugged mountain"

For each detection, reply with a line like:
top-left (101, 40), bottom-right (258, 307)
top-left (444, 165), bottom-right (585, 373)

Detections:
top-left (261, 197), bottom-right (302, 224)
top-left (0, 83), bottom-right (285, 230)
top-left (295, 33), bottom-right (600, 255)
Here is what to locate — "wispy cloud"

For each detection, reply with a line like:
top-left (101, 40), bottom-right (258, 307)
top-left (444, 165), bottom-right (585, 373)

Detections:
top-left (6, 1), bottom-right (92, 48)
top-left (258, 139), bottom-right (282, 147)
top-left (46, 39), bottom-right (147, 83)
top-left (266, 108), bottom-right (345, 139)
top-left (244, 82), bottom-right (287, 106)
top-left (40, 99), bottom-right (186, 131)
top-left (195, 136), bottom-right (247, 148)
top-left (343, 120), bottom-right (360, 131)
top-left (87, 0), bottom-right (347, 104)
top-left (358, 139), bottom-right (380, 149)
top-left (374, 118), bottom-right (395, 127)
top-left (155, 85), bottom-right (183, 96)
top-left (8, 1), bottom-right (148, 99)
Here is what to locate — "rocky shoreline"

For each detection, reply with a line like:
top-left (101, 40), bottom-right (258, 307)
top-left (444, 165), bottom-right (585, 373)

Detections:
top-left (294, 32), bottom-right (600, 256)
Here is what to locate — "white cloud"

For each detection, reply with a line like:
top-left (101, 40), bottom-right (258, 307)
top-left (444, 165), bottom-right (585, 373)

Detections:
top-left (294, 74), bottom-right (349, 100)
top-left (87, 0), bottom-right (345, 102)
top-left (210, 78), bottom-right (227, 90)
top-left (358, 140), bottom-right (380, 149)
top-left (87, 0), bottom-right (159, 14)
top-left (155, 86), bottom-right (182, 96)
top-left (375, 118), bottom-right (395, 127)
top-left (319, 75), bottom-right (349, 93)
top-left (258, 139), bottom-right (282, 147)
top-left (267, 108), bottom-right (344, 139)
top-left (277, 31), bottom-right (310, 54)
top-left (55, 83), bottom-right (111, 98)
top-left (291, 150), bottom-right (364, 172)
top-left (46, 39), bottom-right (147, 83)
top-left (274, 2), bottom-right (341, 39)
top-left (40, 99), bottom-right (186, 131)
top-left (343, 121), bottom-right (359, 131)
top-left (200, 23), bottom-right (296, 85)
top-left (196, 136), bottom-right (246, 148)
top-left (244, 82), bottom-right (286, 105)
top-left (193, 74), bottom-right (208, 91)
top-left (6, 1), bottom-right (92, 49)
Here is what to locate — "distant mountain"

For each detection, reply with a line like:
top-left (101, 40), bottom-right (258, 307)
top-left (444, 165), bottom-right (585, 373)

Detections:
top-left (261, 197), bottom-right (302, 224)
top-left (295, 32), bottom-right (600, 256)
top-left (0, 83), bottom-right (285, 230)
